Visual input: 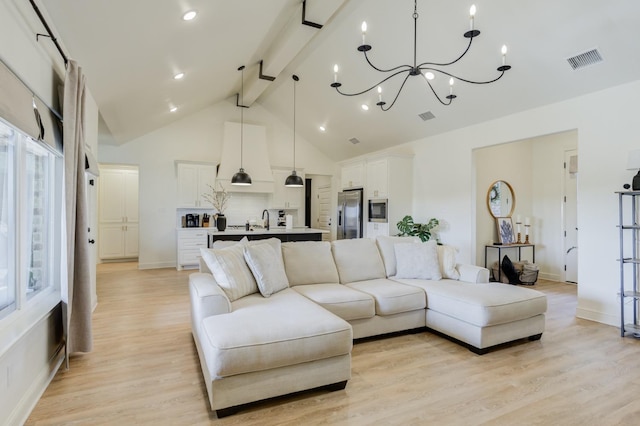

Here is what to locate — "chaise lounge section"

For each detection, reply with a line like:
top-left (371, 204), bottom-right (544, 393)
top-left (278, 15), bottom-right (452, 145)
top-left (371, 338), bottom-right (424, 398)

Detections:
top-left (189, 236), bottom-right (547, 416)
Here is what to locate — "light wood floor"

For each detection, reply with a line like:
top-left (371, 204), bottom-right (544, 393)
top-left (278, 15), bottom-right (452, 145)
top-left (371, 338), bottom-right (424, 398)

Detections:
top-left (26, 264), bottom-right (640, 425)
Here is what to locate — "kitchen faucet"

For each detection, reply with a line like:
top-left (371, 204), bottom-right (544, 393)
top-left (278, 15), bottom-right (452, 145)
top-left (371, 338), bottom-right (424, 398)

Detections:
top-left (262, 209), bottom-right (270, 230)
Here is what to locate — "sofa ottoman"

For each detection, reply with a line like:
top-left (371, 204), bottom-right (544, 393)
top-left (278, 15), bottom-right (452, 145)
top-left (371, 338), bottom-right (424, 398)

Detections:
top-left (394, 279), bottom-right (547, 353)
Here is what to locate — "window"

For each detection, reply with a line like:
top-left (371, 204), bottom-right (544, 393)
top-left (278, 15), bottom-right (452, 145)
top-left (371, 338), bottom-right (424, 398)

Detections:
top-left (0, 122), bottom-right (15, 318)
top-left (0, 118), bottom-right (60, 320)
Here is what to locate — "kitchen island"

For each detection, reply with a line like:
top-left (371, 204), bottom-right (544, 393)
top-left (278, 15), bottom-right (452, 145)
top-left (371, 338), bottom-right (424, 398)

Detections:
top-left (207, 227), bottom-right (328, 247)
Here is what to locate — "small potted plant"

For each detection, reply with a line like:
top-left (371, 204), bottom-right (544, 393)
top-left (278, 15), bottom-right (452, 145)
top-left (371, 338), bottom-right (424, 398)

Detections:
top-left (397, 215), bottom-right (439, 242)
top-left (202, 183), bottom-right (231, 231)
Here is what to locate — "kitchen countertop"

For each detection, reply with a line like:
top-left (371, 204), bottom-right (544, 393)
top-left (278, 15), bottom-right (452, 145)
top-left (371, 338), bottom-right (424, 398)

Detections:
top-left (207, 227), bottom-right (328, 236)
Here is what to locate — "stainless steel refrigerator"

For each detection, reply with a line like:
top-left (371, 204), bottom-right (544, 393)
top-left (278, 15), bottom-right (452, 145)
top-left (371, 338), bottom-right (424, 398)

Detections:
top-left (337, 189), bottom-right (363, 239)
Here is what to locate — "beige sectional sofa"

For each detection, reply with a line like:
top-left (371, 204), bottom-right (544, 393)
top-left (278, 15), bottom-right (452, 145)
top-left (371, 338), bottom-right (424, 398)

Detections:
top-left (189, 236), bottom-right (547, 417)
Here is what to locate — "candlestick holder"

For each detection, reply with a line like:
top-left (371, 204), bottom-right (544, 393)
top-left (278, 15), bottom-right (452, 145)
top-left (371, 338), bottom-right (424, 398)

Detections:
top-left (515, 220), bottom-right (522, 244)
top-left (524, 224), bottom-right (531, 244)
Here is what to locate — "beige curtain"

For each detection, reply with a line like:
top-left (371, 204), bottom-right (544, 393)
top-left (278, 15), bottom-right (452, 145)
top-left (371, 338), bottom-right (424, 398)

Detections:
top-left (63, 60), bottom-right (92, 356)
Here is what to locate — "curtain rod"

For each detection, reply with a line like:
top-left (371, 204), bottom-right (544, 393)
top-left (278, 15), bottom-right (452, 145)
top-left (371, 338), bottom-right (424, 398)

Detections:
top-left (28, 0), bottom-right (68, 66)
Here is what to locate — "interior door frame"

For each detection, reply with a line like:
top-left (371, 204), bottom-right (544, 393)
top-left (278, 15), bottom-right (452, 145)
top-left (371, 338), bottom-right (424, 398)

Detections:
top-left (563, 149), bottom-right (578, 283)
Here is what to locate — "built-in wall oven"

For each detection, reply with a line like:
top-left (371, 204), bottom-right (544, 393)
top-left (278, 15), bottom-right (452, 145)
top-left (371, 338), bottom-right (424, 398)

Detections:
top-left (368, 198), bottom-right (388, 223)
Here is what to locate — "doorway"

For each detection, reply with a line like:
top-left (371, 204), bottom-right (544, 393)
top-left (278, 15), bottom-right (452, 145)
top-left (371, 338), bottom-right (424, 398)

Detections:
top-left (97, 164), bottom-right (139, 262)
top-left (306, 174), bottom-right (333, 241)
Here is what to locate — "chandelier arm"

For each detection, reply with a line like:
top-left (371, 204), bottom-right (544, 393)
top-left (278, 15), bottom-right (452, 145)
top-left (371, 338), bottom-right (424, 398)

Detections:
top-left (334, 69), bottom-right (411, 97)
top-left (379, 73), bottom-right (412, 111)
top-left (417, 36), bottom-right (474, 68)
top-left (424, 79), bottom-right (453, 106)
top-left (363, 50), bottom-right (413, 73)
top-left (419, 67), bottom-right (507, 85)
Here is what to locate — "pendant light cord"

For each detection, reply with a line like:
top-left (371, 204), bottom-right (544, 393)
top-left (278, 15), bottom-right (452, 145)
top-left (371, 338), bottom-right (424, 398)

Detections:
top-left (240, 66), bottom-right (244, 169)
top-left (293, 76), bottom-right (296, 170)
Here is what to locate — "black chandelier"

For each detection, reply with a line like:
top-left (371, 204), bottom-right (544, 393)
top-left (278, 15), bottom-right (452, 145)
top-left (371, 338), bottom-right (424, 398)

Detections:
top-left (330, 1), bottom-right (511, 111)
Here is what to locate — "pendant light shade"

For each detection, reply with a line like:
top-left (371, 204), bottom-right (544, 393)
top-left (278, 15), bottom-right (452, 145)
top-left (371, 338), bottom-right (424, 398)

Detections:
top-left (285, 74), bottom-right (304, 188)
top-left (232, 65), bottom-right (252, 186)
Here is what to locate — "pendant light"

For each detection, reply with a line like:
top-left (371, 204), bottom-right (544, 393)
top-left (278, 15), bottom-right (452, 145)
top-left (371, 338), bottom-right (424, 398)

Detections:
top-left (231, 65), bottom-right (252, 186)
top-left (285, 74), bottom-right (304, 187)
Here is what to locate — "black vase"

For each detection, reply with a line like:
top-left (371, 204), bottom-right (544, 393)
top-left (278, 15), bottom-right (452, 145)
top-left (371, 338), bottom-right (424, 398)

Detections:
top-left (216, 214), bottom-right (227, 231)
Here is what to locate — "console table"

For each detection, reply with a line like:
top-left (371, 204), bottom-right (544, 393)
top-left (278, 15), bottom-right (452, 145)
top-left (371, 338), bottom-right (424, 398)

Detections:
top-left (485, 244), bottom-right (536, 282)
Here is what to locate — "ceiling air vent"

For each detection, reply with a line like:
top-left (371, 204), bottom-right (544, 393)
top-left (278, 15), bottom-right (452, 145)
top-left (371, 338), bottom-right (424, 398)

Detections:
top-left (566, 48), bottom-right (603, 71)
top-left (418, 111), bottom-right (435, 121)
top-left (348, 137), bottom-right (360, 145)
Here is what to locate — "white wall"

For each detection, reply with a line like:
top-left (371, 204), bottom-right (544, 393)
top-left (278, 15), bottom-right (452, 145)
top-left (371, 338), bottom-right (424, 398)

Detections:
top-left (400, 80), bottom-right (640, 328)
top-left (98, 98), bottom-right (338, 269)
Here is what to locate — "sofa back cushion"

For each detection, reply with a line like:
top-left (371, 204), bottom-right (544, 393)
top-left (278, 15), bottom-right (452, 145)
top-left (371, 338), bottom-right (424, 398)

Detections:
top-left (376, 235), bottom-right (420, 277)
top-left (281, 241), bottom-right (340, 285)
top-left (331, 238), bottom-right (387, 284)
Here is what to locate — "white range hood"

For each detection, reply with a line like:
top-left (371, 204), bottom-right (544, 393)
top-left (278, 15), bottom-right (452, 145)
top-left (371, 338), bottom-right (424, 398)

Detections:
top-left (216, 121), bottom-right (275, 193)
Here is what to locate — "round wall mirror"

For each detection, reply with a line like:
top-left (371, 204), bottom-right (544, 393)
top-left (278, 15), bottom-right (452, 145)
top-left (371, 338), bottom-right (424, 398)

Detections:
top-left (487, 180), bottom-right (515, 218)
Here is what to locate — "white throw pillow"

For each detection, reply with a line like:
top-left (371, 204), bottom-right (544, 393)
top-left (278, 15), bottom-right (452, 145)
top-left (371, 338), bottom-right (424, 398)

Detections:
top-left (200, 242), bottom-right (258, 302)
top-left (244, 243), bottom-right (289, 297)
top-left (394, 241), bottom-right (442, 280)
top-left (437, 244), bottom-right (460, 280)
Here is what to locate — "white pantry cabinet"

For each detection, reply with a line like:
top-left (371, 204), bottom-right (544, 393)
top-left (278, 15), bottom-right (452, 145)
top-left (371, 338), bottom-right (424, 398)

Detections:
top-left (98, 165), bottom-right (139, 260)
top-left (176, 162), bottom-right (216, 208)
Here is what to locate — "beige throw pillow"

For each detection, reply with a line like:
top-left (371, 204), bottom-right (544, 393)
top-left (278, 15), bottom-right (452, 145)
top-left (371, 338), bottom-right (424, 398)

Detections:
top-left (244, 243), bottom-right (289, 297)
top-left (437, 244), bottom-right (460, 280)
top-left (200, 243), bottom-right (258, 301)
top-left (394, 241), bottom-right (442, 280)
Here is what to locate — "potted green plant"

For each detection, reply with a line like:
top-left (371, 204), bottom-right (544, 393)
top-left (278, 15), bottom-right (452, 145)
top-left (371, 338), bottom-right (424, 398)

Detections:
top-left (396, 215), bottom-right (439, 242)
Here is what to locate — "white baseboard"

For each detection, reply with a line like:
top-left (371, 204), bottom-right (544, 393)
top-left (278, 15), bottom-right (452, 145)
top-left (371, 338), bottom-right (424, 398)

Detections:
top-left (137, 261), bottom-right (175, 270)
top-left (576, 307), bottom-right (618, 327)
top-left (539, 271), bottom-right (562, 282)
top-left (10, 345), bottom-right (64, 426)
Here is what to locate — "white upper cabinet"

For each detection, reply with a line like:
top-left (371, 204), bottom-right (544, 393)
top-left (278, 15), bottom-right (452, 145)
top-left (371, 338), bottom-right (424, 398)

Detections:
top-left (366, 158), bottom-right (389, 199)
top-left (176, 162), bottom-right (216, 208)
top-left (269, 169), bottom-right (303, 209)
top-left (341, 161), bottom-right (365, 189)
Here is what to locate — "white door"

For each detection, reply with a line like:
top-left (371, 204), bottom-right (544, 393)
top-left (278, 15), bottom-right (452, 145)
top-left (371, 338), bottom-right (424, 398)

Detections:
top-left (564, 150), bottom-right (578, 283)
top-left (317, 184), bottom-right (332, 241)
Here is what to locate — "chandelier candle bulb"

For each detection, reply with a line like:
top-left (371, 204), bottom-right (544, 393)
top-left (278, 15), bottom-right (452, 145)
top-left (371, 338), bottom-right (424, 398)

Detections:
top-left (502, 45), bottom-right (508, 65)
top-left (333, 64), bottom-right (339, 83)
top-left (469, 4), bottom-right (476, 30)
top-left (377, 86), bottom-right (382, 102)
top-left (361, 21), bottom-right (367, 45)
top-left (449, 77), bottom-right (454, 95)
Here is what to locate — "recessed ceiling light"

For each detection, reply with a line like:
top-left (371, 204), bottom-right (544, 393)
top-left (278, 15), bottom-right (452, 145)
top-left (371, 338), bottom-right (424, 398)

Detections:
top-left (319, 126), bottom-right (326, 132)
top-left (182, 10), bottom-right (197, 21)
top-left (170, 106), bottom-right (178, 112)
top-left (174, 72), bottom-right (184, 80)
top-left (361, 104), bottom-right (369, 111)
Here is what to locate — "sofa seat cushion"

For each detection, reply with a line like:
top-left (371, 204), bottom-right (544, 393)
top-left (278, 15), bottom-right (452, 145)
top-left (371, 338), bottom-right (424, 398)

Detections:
top-left (293, 284), bottom-right (376, 321)
top-left (200, 289), bottom-right (352, 378)
top-left (346, 278), bottom-right (426, 316)
top-left (393, 279), bottom-right (547, 327)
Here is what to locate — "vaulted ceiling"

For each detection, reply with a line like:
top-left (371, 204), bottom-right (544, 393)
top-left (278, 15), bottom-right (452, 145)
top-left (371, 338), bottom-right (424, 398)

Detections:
top-left (40, 0), bottom-right (640, 161)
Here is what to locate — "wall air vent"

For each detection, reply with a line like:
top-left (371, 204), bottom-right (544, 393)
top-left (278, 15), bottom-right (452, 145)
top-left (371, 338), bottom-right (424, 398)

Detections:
top-left (418, 111), bottom-right (435, 121)
top-left (566, 48), bottom-right (603, 71)
top-left (348, 137), bottom-right (360, 145)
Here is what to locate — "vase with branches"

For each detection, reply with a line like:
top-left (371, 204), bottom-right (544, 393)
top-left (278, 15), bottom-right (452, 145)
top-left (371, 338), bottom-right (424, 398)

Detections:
top-left (202, 183), bottom-right (231, 214)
